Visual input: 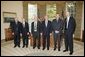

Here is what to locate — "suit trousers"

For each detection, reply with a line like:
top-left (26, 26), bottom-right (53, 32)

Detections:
top-left (64, 31), bottom-right (73, 53)
top-left (42, 35), bottom-right (50, 49)
top-left (53, 32), bottom-right (60, 50)
top-left (14, 34), bottom-right (20, 46)
top-left (22, 35), bottom-right (28, 46)
top-left (33, 32), bottom-right (40, 48)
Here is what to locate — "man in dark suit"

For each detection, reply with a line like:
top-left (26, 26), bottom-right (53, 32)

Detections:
top-left (63, 11), bottom-right (76, 55)
top-left (31, 16), bottom-right (41, 49)
top-left (21, 18), bottom-right (29, 48)
top-left (10, 17), bottom-right (22, 48)
top-left (42, 15), bottom-right (52, 50)
top-left (52, 14), bottom-right (63, 51)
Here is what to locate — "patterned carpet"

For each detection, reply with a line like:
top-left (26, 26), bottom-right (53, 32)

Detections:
top-left (1, 40), bottom-right (84, 56)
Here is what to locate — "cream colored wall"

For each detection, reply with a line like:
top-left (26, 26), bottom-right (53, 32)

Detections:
top-left (1, 1), bottom-right (23, 40)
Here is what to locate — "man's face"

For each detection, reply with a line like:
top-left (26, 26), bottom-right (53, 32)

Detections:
top-left (15, 17), bottom-right (18, 22)
top-left (34, 16), bottom-right (37, 21)
top-left (23, 18), bottom-right (25, 22)
top-left (44, 15), bottom-right (48, 20)
top-left (66, 12), bottom-right (70, 17)
top-left (56, 14), bottom-right (59, 20)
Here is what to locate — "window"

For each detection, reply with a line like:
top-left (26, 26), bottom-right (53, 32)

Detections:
top-left (28, 4), bottom-right (37, 32)
top-left (46, 4), bottom-right (56, 21)
top-left (66, 1), bottom-right (76, 17)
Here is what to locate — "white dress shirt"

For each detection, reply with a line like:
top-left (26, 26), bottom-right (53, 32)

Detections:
top-left (34, 21), bottom-right (37, 32)
top-left (23, 21), bottom-right (25, 27)
top-left (45, 20), bottom-right (48, 27)
top-left (66, 16), bottom-right (70, 29)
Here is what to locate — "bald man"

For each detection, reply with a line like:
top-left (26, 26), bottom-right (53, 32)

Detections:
top-left (63, 11), bottom-right (76, 55)
top-left (21, 18), bottom-right (29, 48)
top-left (31, 16), bottom-right (41, 49)
top-left (52, 13), bottom-right (63, 51)
top-left (10, 17), bottom-right (22, 48)
top-left (42, 15), bottom-right (52, 50)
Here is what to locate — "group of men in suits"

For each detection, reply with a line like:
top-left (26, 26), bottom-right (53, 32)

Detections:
top-left (10, 17), bottom-right (29, 48)
top-left (10, 11), bottom-right (76, 55)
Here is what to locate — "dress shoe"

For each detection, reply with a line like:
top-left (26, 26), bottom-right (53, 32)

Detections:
top-left (14, 45), bottom-right (17, 48)
top-left (38, 47), bottom-right (40, 49)
top-left (47, 48), bottom-right (49, 50)
top-left (47, 49), bottom-right (49, 50)
top-left (18, 45), bottom-right (20, 48)
top-left (69, 52), bottom-right (73, 55)
top-left (42, 48), bottom-right (45, 50)
top-left (58, 49), bottom-right (60, 51)
top-left (63, 50), bottom-right (68, 52)
top-left (26, 46), bottom-right (28, 48)
top-left (22, 46), bottom-right (25, 48)
top-left (54, 48), bottom-right (56, 51)
top-left (33, 47), bottom-right (35, 49)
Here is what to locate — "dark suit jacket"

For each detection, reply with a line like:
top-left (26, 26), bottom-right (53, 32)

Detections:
top-left (21, 22), bottom-right (29, 37)
top-left (41, 20), bottom-right (52, 36)
top-left (65, 16), bottom-right (76, 35)
top-left (52, 19), bottom-right (63, 34)
top-left (31, 21), bottom-right (41, 34)
top-left (10, 21), bottom-right (22, 36)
